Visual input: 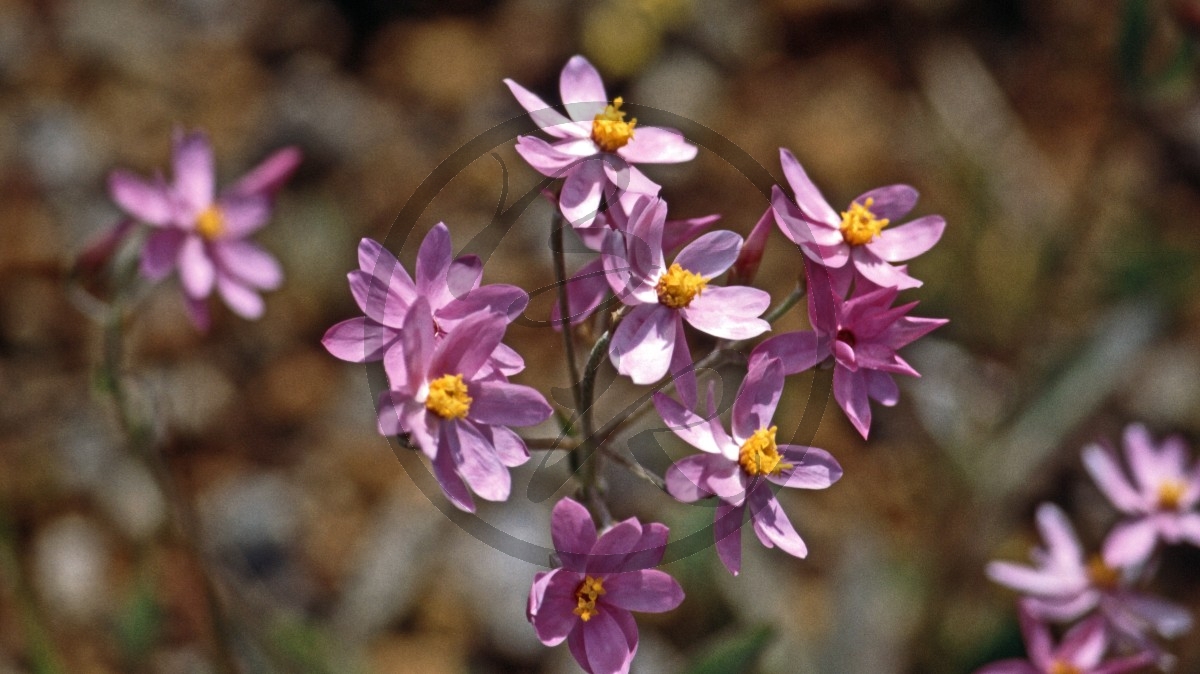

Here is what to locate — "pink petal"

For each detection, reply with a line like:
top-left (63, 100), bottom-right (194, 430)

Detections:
top-left (770, 446), bottom-right (842, 490)
top-left (1057, 616), bottom-right (1107, 669)
top-left (561, 159), bottom-right (606, 228)
top-left (653, 392), bottom-right (725, 455)
top-left (852, 184), bottom-right (918, 221)
top-left (750, 331), bottom-right (826, 377)
top-left (833, 365), bottom-right (872, 439)
top-left (665, 454), bottom-right (746, 505)
top-left (215, 275), bottom-right (264, 319)
top-left (680, 286), bottom-right (770, 341)
top-left (440, 284), bottom-right (528, 325)
top-left (551, 259), bottom-right (613, 328)
top-left (172, 129), bottom-right (215, 213)
top-left (430, 311), bottom-right (505, 380)
top-left (559, 55), bottom-right (607, 122)
top-left (587, 519), bottom-right (644, 575)
top-left (515, 135), bottom-right (586, 177)
top-left (714, 502), bottom-right (745, 576)
top-left (603, 161), bottom-right (661, 203)
top-left (852, 247), bottom-right (922, 289)
top-left (604, 570), bottom-right (684, 613)
top-left (108, 170), bottom-right (174, 225)
top-left (1102, 518), bottom-right (1159, 569)
top-left (415, 223), bottom-right (453, 303)
top-left (226, 146), bottom-right (302, 198)
top-left (663, 213), bottom-right (721, 253)
top-left (1035, 503), bottom-right (1084, 566)
top-left (553, 498), bottom-right (599, 571)
top-left (617, 126), bottom-right (697, 164)
top-left (673, 230), bottom-right (742, 279)
top-left (446, 420), bottom-right (509, 502)
top-left (140, 229), bottom-right (185, 281)
top-left (184, 296), bottom-right (210, 332)
top-left (864, 370), bottom-right (899, 406)
top-left (973, 661), bottom-right (1038, 674)
top-left (216, 193), bottom-right (271, 239)
top-left (178, 235), bottom-right (215, 298)
top-left (212, 240), bottom-right (282, 290)
top-left (608, 304), bottom-right (675, 385)
top-left (1123, 423), bottom-right (1162, 494)
top-left (985, 561), bottom-right (1082, 596)
top-left (804, 259), bottom-right (840, 333)
top-left (431, 433), bottom-right (475, 512)
top-left (730, 208), bottom-right (772, 284)
top-left (468, 380), bottom-right (552, 427)
top-left (747, 485), bottom-right (807, 558)
top-left (503, 78), bottom-right (581, 139)
top-left (528, 569), bottom-right (581, 646)
top-left (349, 270), bottom-right (411, 327)
top-left (399, 298), bottom-right (435, 393)
top-left (779, 148), bottom-right (838, 226)
top-left (1016, 603), bottom-right (1055, 669)
top-left (1081, 445), bottom-right (1143, 513)
top-left (770, 185), bottom-right (843, 247)
top-left (867, 215), bottom-right (945, 262)
top-left (619, 522), bottom-right (669, 572)
top-left (489, 425), bottom-right (530, 468)
top-left (580, 609), bottom-right (636, 674)
top-left (669, 321), bottom-right (698, 410)
top-left (358, 238), bottom-right (414, 290)
top-left (732, 357), bottom-right (784, 444)
top-left (322, 317), bottom-right (395, 363)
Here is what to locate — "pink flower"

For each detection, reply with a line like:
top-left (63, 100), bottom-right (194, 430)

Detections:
top-left (604, 197), bottom-right (770, 405)
top-left (528, 498), bottom-right (684, 674)
top-left (770, 148), bottom-right (944, 292)
top-left (975, 605), bottom-right (1154, 674)
top-left (108, 129), bottom-right (301, 329)
top-left (750, 264), bottom-right (946, 439)
top-left (376, 298), bottom-right (552, 512)
top-left (1083, 424), bottom-right (1200, 568)
top-left (659, 359), bottom-right (842, 575)
top-left (986, 503), bottom-right (1192, 640)
top-left (322, 225), bottom-right (527, 374)
top-left (506, 55), bottom-right (697, 227)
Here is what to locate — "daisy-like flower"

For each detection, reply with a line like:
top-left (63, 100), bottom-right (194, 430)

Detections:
top-left (1083, 424), bottom-right (1200, 568)
top-left (322, 225), bottom-right (527, 373)
top-left (376, 298), bottom-right (552, 512)
top-left (603, 196), bottom-right (770, 404)
top-left (750, 264), bottom-right (946, 439)
top-left (771, 148), bottom-right (944, 292)
top-left (528, 497), bottom-right (684, 674)
top-left (986, 503), bottom-right (1192, 641)
top-left (506, 55), bottom-right (698, 228)
top-left (659, 359), bottom-right (842, 575)
top-left (108, 129), bottom-right (301, 329)
top-left (975, 605), bottom-right (1154, 674)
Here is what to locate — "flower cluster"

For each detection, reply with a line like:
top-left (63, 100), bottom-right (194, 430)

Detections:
top-left (982, 424), bottom-right (1200, 671)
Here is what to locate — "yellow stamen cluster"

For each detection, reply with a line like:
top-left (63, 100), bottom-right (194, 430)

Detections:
top-left (1086, 555), bottom-right (1119, 590)
top-left (655, 263), bottom-right (707, 309)
top-left (738, 426), bottom-right (792, 477)
top-left (591, 97), bottom-right (636, 153)
top-left (1048, 661), bottom-right (1082, 674)
top-left (839, 197), bottom-right (888, 246)
top-left (1158, 480), bottom-right (1186, 511)
top-left (425, 374), bottom-right (472, 420)
top-left (573, 576), bottom-right (606, 622)
top-left (196, 205), bottom-right (225, 241)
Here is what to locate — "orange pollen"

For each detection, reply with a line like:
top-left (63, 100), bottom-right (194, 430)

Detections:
top-left (655, 263), bottom-right (707, 309)
top-left (1086, 555), bottom-right (1119, 590)
top-left (591, 97), bottom-right (636, 153)
top-left (425, 374), bottom-right (472, 420)
top-left (573, 576), bottom-right (605, 622)
top-left (737, 426), bottom-right (792, 477)
top-left (1048, 660), bottom-right (1082, 674)
top-left (839, 197), bottom-right (888, 246)
top-left (196, 205), bottom-right (225, 241)
top-left (1157, 480), bottom-right (1186, 511)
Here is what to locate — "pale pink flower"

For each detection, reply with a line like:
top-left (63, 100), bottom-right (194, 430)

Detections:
top-left (975, 606), bottom-right (1154, 674)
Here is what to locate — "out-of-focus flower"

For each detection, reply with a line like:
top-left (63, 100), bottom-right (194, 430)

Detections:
top-left (986, 503), bottom-right (1192, 641)
top-left (1083, 424), bottom-right (1200, 568)
top-left (603, 197), bottom-right (769, 406)
top-left (528, 498), bottom-right (683, 674)
top-left (727, 207), bottom-right (773, 287)
top-left (770, 148), bottom-right (943, 292)
top-left (975, 605), bottom-right (1154, 674)
top-left (659, 359), bottom-right (842, 575)
top-left (751, 264), bottom-right (945, 439)
top-left (107, 129), bottom-right (301, 329)
top-left (506, 55), bottom-right (697, 227)
top-left (322, 226), bottom-right (527, 373)
top-left (376, 298), bottom-right (552, 512)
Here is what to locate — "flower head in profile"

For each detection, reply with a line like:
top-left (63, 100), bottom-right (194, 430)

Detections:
top-left (986, 503), bottom-right (1192, 642)
top-left (528, 498), bottom-right (684, 674)
top-left (506, 56), bottom-right (697, 227)
top-left (108, 129), bottom-right (301, 329)
top-left (1083, 424), bottom-right (1200, 568)
top-left (975, 605), bottom-right (1154, 674)
top-left (771, 148), bottom-right (944, 292)
top-left (751, 264), bottom-right (946, 439)
top-left (659, 359), bottom-right (842, 575)
top-left (322, 224), bottom-right (527, 375)
top-left (603, 197), bottom-right (770, 406)
top-left (376, 298), bottom-right (552, 512)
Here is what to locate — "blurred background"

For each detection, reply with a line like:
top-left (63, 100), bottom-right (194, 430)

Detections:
top-left (3, 0), bottom-right (1200, 671)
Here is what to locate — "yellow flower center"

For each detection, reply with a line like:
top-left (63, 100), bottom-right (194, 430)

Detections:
top-left (573, 576), bottom-right (606, 622)
top-left (1086, 555), bottom-right (1119, 590)
top-left (196, 205), bottom-right (225, 241)
top-left (839, 197), bottom-right (888, 246)
top-left (655, 263), bottom-right (707, 309)
top-left (1158, 479), bottom-right (1186, 510)
top-left (738, 426), bottom-right (792, 477)
top-left (425, 374), bottom-right (472, 420)
top-left (591, 97), bottom-right (637, 153)
top-left (1049, 661), bottom-right (1082, 674)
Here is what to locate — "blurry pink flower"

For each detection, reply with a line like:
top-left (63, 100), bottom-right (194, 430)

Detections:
top-left (660, 359), bottom-right (842, 575)
top-left (604, 197), bottom-right (769, 406)
top-left (750, 264), bottom-right (945, 439)
top-left (528, 498), bottom-right (683, 674)
top-left (376, 299), bottom-right (552, 512)
top-left (322, 225), bottom-right (527, 374)
top-left (987, 503), bottom-right (1192, 640)
top-left (108, 129), bottom-right (301, 329)
top-left (975, 606), bottom-right (1154, 674)
top-left (770, 148), bottom-right (944, 291)
top-left (1083, 424), bottom-right (1200, 568)
top-left (506, 56), bottom-right (697, 227)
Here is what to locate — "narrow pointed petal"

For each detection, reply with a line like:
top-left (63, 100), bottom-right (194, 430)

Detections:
top-left (216, 193), bottom-right (271, 238)
top-left (551, 259), bottom-right (612, 328)
top-left (515, 135), bottom-right (585, 177)
top-left (853, 248), bottom-right (922, 289)
top-left (432, 435), bottom-right (475, 512)
top-left (430, 311), bottom-right (506, 379)
top-left (1082, 446), bottom-right (1143, 513)
top-left (227, 146), bottom-right (302, 198)
top-left (852, 184), bottom-right (918, 221)
top-left (212, 240), bottom-right (283, 290)
top-left (468, 380), bottom-right (553, 427)
top-left (673, 230), bottom-right (743, 279)
top-left (553, 498), bottom-right (599, 571)
top-left (770, 446), bottom-right (843, 489)
top-left (750, 331), bottom-right (825, 376)
top-left (560, 55), bottom-right (607, 122)
top-left (178, 235), bottom-right (215, 298)
top-left (447, 420), bottom-right (509, 502)
top-left (560, 159), bottom-right (606, 228)
top-left (323, 317), bottom-right (394, 363)
top-left (833, 366), bottom-right (872, 439)
top-left (669, 320), bottom-right (697, 410)
top-left (865, 370), bottom-right (900, 406)
top-left (779, 148), bottom-right (838, 225)
top-left (581, 610), bottom-right (635, 674)
top-left (504, 78), bottom-right (578, 138)
top-left (748, 485), bottom-right (807, 558)
top-left (1102, 518), bottom-right (1159, 568)
top-left (439, 284), bottom-right (529, 323)
top-left (216, 275), bottom-right (265, 319)
top-left (732, 357), bottom-right (784, 444)
top-left (618, 127), bottom-right (697, 164)
top-left (172, 130), bottom-right (215, 212)
top-left (604, 570), bottom-right (684, 613)
top-left (867, 215), bottom-right (945, 262)
top-left (109, 170), bottom-right (174, 225)
top-left (770, 185), bottom-right (842, 247)
top-left (654, 392), bottom-right (723, 454)
top-left (415, 223), bottom-right (453, 303)
top-left (1035, 503), bottom-right (1084, 565)
top-left (714, 502), bottom-right (745, 576)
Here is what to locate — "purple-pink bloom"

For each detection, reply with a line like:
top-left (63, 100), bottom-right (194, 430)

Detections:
top-left (986, 503), bottom-right (1192, 641)
top-left (750, 263), bottom-right (946, 439)
top-left (604, 197), bottom-right (770, 405)
top-left (1083, 424), bottom-right (1200, 568)
top-left (322, 224), bottom-right (527, 373)
top-left (108, 129), bottom-right (301, 330)
top-left (975, 605), bottom-right (1154, 674)
top-left (659, 359), bottom-right (842, 575)
top-left (376, 298), bottom-right (552, 512)
top-left (506, 55), bottom-right (698, 227)
top-left (528, 498), bottom-right (684, 674)
top-left (770, 147), bottom-right (944, 292)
